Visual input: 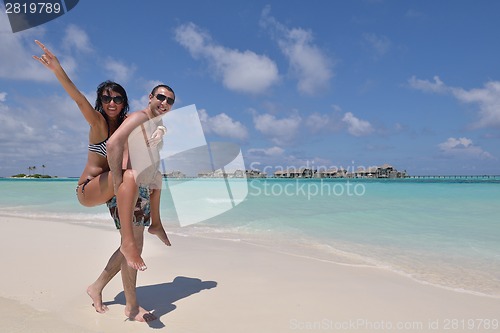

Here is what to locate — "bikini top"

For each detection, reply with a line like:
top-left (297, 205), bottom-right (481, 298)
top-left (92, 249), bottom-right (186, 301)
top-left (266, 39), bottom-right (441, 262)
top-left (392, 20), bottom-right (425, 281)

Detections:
top-left (88, 126), bottom-right (110, 158)
top-left (88, 138), bottom-right (107, 157)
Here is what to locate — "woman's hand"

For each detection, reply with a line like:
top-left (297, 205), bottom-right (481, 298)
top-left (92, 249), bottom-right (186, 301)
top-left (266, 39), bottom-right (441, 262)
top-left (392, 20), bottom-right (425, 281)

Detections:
top-left (32, 40), bottom-right (60, 71)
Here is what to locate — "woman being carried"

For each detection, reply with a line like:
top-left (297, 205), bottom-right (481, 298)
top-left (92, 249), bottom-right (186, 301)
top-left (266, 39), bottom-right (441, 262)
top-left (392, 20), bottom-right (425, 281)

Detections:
top-left (33, 40), bottom-right (170, 246)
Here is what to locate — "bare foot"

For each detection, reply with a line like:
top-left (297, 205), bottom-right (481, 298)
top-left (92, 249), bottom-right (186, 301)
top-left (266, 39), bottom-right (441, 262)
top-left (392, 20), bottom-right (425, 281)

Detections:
top-left (87, 285), bottom-right (108, 313)
top-left (120, 242), bottom-right (147, 271)
top-left (125, 306), bottom-right (157, 322)
top-left (148, 223), bottom-right (171, 246)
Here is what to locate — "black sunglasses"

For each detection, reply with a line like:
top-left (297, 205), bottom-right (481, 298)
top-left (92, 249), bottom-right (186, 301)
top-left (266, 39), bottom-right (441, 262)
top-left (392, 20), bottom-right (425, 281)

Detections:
top-left (101, 95), bottom-right (124, 104)
top-left (155, 94), bottom-right (175, 106)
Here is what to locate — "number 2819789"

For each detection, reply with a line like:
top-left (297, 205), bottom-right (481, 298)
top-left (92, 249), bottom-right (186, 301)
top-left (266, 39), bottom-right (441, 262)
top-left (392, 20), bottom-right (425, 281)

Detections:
top-left (5, 2), bottom-right (62, 14)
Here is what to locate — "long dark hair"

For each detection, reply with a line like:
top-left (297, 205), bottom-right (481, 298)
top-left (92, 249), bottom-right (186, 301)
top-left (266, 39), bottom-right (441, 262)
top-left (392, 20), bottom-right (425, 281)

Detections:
top-left (95, 81), bottom-right (129, 126)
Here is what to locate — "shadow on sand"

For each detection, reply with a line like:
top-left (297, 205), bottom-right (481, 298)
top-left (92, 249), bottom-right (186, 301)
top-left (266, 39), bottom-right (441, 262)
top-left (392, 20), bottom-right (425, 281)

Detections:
top-left (106, 276), bottom-right (217, 329)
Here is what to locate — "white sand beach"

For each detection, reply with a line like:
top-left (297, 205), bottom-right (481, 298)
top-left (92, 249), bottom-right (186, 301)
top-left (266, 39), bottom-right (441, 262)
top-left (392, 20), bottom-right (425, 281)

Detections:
top-left (1, 216), bottom-right (499, 333)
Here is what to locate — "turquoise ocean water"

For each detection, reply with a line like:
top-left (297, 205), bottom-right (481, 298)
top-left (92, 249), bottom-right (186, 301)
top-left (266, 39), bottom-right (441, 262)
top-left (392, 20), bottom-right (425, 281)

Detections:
top-left (1, 177), bottom-right (499, 297)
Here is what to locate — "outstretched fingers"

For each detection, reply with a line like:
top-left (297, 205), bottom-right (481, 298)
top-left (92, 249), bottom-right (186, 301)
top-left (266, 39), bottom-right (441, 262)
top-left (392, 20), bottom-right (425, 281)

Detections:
top-left (33, 40), bottom-right (56, 67)
top-left (32, 54), bottom-right (48, 67)
top-left (35, 40), bottom-right (55, 57)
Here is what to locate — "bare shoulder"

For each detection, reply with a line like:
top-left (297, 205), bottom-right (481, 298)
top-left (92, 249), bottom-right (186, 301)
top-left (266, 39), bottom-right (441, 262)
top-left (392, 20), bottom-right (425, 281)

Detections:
top-left (91, 111), bottom-right (108, 128)
top-left (89, 112), bottom-right (109, 135)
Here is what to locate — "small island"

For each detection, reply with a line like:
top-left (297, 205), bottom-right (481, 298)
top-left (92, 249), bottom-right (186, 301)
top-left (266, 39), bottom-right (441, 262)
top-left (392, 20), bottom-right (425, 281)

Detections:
top-left (10, 173), bottom-right (55, 179)
top-left (10, 165), bottom-right (55, 178)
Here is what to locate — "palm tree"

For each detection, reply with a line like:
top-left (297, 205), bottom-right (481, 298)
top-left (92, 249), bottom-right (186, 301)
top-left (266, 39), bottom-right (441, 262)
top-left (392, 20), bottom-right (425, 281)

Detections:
top-left (28, 166), bottom-right (32, 176)
top-left (32, 166), bottom-right (36, 175)
top-left (42, 164), bottom-right (46, 175)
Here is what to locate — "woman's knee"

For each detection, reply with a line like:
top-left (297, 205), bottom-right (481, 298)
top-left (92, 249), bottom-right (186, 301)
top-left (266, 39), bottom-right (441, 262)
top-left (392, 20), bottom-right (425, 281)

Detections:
top-left (122, 169), bottom-right (138, 184)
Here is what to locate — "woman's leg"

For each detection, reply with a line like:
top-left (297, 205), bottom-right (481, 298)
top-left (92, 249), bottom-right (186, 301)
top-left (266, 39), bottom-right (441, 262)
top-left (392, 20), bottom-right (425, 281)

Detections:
top-left (116, 169), bottom-right (146, 271)
top-left (76, 171), bottom-right (115, 207)
top-left (147, 188), bottom-right (171, 246)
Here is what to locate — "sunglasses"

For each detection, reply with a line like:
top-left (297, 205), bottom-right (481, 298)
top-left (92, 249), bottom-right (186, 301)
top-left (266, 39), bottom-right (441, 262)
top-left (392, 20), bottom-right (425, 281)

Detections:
top-left (155, 94), bottom-right (175, 106)
top-left (101, 95), bottom-right (124, 104)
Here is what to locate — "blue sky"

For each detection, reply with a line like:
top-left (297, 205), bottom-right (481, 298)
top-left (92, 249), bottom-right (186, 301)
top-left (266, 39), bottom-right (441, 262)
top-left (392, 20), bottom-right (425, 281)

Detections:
top-left (1, 0), bottom-right (500, 177)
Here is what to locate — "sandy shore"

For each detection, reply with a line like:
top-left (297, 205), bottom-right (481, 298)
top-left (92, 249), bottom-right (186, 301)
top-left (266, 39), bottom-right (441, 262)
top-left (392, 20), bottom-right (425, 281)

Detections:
top-left (1, 216), bottom-right (499, 333)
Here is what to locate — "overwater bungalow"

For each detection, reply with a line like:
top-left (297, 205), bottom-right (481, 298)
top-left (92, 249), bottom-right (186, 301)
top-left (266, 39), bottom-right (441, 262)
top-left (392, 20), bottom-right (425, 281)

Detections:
top-left (197, 169), bottom-right (246, 178)
top-left (351, 164), bottom-right (407, 178)
top-left (273, 164), bottom-right (407, 179)
top-left (273, 167), bottom-right (315, 178)
top-left (245, 169), bottom-right (267, 178)
top-left (315, 168), bottom-right (348, 178)
top-left (163, 170), bottom-right (186, 178)
top-left (353, 166), bottom-right (379, 178)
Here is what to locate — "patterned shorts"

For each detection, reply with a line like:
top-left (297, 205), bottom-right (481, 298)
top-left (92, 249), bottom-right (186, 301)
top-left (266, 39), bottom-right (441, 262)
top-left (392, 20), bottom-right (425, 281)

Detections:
top-left (106, 186), bottom-right (151, 229)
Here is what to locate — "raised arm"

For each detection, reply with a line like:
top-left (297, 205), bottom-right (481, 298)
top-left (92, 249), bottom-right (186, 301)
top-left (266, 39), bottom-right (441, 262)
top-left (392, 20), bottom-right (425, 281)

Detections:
top-left (33, 40), bottom-right (102, 127)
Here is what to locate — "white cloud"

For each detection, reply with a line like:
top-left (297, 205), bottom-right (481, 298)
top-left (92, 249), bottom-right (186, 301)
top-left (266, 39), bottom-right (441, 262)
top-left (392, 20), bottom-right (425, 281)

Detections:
top-left (342, 112), bottom-right (374, 136)
top-left (0, 12), bottom-right (133, 87)
top-left (305, 112), bottom-right (331, 132)
top-left (104, 57), bottom-right (135, 83)
top-left (128, 80), bottom-right (168, 111)
top-left (62, 24), bottom-right (93, 53)
top-left (394, 122), bottom-right (405, 133)
top-left (305, 104), bottom-right (346, 133)
top-left (438, 137), bottom-right (494, 159)
top-left (0, 11), bottom-right (52, 81)
top-left (408, 75), bottom-right (447, 93)
top-left (438, 137), bottom-right (472, 150)
top-left (0, 18), bottom-right (92, 83)
top-left (247, 146), bottom-right (284, 156)
top-left (198, 109), bottom-right (248, 140)
top-left (0, 92), bottom-right (6, 102)
top-left (260, 6), bottom-right (333, 95)
top-left (363, 33), bottom-right (391, 58)
top-left (253, 112), bottom-right (302, 145)
top-left (451, 81), bottom-right (500, 129)
top-left (0, 93), bottom-right (88, 175)
top-left (174, 22), bottom-right (279, 95)
top-left (144, 80), bottom-right (164, 94)
top-left (409, 76), bottom-right (500, 128)
top-left (406, 9), bottom-right (424, 18)
top-left (0, 99), bottom-right (33, 142)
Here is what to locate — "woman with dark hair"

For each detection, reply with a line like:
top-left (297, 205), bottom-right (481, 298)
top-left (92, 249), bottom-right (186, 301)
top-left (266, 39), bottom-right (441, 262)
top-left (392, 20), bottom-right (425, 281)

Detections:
top-left (33, 40), bottom-right (170, 236)
top-left (33, 40), bottom-right (128, 207)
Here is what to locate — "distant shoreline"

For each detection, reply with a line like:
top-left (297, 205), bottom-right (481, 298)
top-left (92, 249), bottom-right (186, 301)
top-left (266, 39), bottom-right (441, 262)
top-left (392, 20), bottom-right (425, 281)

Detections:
top-left (1, 175), bottom-right (499, 182)
top-left (8, 174), bottom-right (56, 179)
top-left (3, 175), bottom-right (78, 180)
